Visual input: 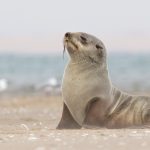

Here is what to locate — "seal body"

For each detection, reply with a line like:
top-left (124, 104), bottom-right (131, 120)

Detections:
top-left (57, 32), bottom-right (150, 129)
top-left (106, 87), bottom-right (150, 128)
top-left (62, 61), bottom-right (112, 126)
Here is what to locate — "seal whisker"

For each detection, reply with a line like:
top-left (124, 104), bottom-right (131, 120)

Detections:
top-left (63, 45), bottom-right (66, 59)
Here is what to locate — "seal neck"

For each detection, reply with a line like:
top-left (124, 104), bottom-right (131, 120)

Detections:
top-left (70, 52), bottom-right (106, 66)
top-left (68, 56), bottom-right (108, 74)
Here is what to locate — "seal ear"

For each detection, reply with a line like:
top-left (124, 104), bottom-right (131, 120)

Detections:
top-left (95, 44), bottom-right (103, 58)
top-left (96, 44), bottom-right (103, 49)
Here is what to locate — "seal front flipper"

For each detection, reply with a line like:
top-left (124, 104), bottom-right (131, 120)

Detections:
top-left (56, 103), bottom-right (81, 129)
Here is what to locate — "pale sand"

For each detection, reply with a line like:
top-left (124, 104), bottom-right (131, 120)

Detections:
top-left (0, 96), bottom-right (150, 150)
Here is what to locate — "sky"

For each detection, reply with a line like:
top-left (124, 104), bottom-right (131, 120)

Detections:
top-left (0, 0), bottom-right (150, 54)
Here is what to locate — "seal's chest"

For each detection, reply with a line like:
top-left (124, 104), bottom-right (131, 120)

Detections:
top-left (63, 69), bottom-right (98, 92)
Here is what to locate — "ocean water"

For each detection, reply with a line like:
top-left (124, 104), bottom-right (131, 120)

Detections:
top-left (0, 52), bottom-right (150, 95)
top-left (108, 53), bottom-right (150, 92)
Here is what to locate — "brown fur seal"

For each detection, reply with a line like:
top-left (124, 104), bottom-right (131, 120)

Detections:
top-left (57, 32), bottom-right (150, 129)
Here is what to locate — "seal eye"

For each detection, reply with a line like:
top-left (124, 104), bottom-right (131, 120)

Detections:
top-left (80, 36), bottom-right (87, 41)
top-left (96, 44), bottom-right (103, 49)
top-left (80, 36), bottom-right (87, 44)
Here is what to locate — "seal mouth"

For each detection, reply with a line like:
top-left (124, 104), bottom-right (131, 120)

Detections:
top-left (63, 33), bottom-right (69, 58)
top-left (63, 32), bottom-right (79, 56)
top-left (63, 45), bottom-right (66, 58)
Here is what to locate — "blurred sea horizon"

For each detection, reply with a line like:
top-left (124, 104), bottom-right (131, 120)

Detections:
top-left (0, 52), bottom-right (150, 96)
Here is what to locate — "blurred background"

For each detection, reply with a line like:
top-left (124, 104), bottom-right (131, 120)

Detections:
top-left (0, 0), bottom-right (150, 96)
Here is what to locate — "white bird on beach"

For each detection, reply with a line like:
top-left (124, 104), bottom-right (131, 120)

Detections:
top-left (0, 78), bottom-right (8, 91)
top-left (47, 77), bottom-right (59, 87)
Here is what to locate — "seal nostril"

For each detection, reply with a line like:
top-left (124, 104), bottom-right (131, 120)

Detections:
top-left (65, 32), bottom-right (71, 38)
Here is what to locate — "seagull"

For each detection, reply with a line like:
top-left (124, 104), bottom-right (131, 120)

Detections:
top-left (0, 78), bottom-right (8, 91)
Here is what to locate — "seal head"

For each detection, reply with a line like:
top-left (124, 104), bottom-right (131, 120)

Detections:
top-left (64, 32), bottom-right (107, 66)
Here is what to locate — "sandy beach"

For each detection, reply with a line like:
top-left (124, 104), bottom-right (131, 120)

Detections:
top-left (0, 95), bottom-right (149, 150)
